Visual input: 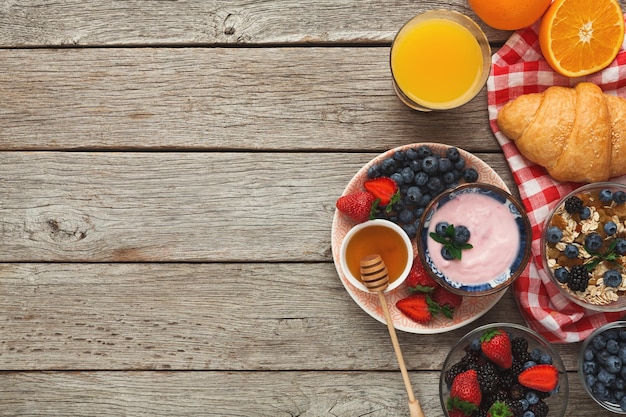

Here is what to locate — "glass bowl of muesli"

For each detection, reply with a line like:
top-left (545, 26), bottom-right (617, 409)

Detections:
top-left (542, 182), bottom-right (626, 312)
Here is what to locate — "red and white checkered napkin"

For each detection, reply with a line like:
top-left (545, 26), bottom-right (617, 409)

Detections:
top-left (487, 20), bottom-right (626, 343)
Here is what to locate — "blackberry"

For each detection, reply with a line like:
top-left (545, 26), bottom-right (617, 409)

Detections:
top-left (510, 360), bottom-right (524, 378)
top-left (511, 337), bottom-right (529, 360)
top-left (568, 265), bottom-right (590, 292)
top-left (505, 398), bottom-right (524, 417)
top-left (509, 384), bottom-right (525, 400)
top-left (478, 363), bottom-right (499, 395)
top-left (444, 361), bottom-right (467, 387)
top-left (564, 195), bottom-right (583, 214)
top-left (529, 400), bottom-right (549, 417)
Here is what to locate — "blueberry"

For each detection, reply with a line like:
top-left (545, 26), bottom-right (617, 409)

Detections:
top-left (406, 148), bottom-right (418, 161)
top-left (393, 150), bottom-right (406, 162)
top-left (546, 226), bottom-right (563, 244)
top-left (614, 190), bottom-right (626, 204)
top-left (462, 167), bottom-right (478, 182)
top-left (435, 222), bottom-right (449, 236)
top-left (522, 411), bottom-right (535, 417)
top-left (523, 360), bottom-right (537, 370)
top-left (441, 247), bottom-right (454, 260)
top-left (519, 399), bottom-right (529, 410)
top-left (617, 390), bottom-right (626, 401)
top-left (554, 267), bottom-right (570, 283)
top-left (619, 346), bottom-right (626, 363)
top-left (399, 209), bottom-right (414, 224)
top-left (599, 350), bottom-right (612, 366)
top-left (607, 356), bottom-right (623, 374)
top-left (608, 339), bottom-right (621, 355)
top-left (621, 396), bottom-right (626, 412)
top-left (453, 225), bottom-right (471, 244)
top-left (583, 360), bottom-right (598, 374)
top-left (563, 243), bottom-right (579, 258)
top-left (616, 238), bottom-right (626, 256)
top-left (585, 233), bottom-right (603, 252)
top-left (617, 378), bottom-right (626, 391)
top-left (539, 352), bottom-right (553, 364)
top-left (604, 221), bottom-right (618, 235)
top-left (525, 391), bottom-right (539, 405)
top-left (580, 206), bottom-right (591, 220)
top-left (599, 368), bottom-right (617, 385)
top-left (416, 145), bottom-right (432, 158)
top-left (422, 156), bottom-right (439, 175)
top-left (592, 335), bottom-right (607, 351)
top-left (469, 337), bottom-right (481, 351)
top-left (600, 189), bottom-right (614, 203)
top-left (446, 147), bottom-right (460, 162)
top-left (530, 347), bottom-right (543, 362)
top-left (426, 176), bottom-right (444, 194)
top-left (390, 172), bottom-right (404, 186)
top-left (400, 167), bottom-right (415, 184)
top-left (381, 158), bottom-right (397, 175)
top-left (401, 224), bottom-right (417, 239)
top-left (414, 171), bottom-right (429, 186)
top-left (367, 165), bottom-right (381, 178)
top-left (454, 158), bottom-right (466, 171)
top-left (417, 194), bottom-right (431, 208)
top-left (586, 374), bottom-right (597, 387)
top-left (594, 381), bottom-right (610, 400)
top-left (407, 186), bottom-right (422, 203)
top-left (408, 159), bottom-right (421, 172)
top-left (414, 207), bottom-right (425, 219)
top-left (442, 171), bottom-right (456, 184)
top-left (438, 158), bottom-right (453, 173)
top-left (584, 348), bottom-right (595, 361)
top-left (604, 270), bottom-right (623, 288)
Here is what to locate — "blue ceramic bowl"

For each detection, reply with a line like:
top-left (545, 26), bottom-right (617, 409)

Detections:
top-left (416, 183), bottom-right (531, 296)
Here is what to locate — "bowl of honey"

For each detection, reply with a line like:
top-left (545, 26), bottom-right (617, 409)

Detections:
top-left (339, 219), bottom-right (413, 292)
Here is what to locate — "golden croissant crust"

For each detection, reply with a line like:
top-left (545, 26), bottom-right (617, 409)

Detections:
top-left (497, 82), bottom-right (626, 183)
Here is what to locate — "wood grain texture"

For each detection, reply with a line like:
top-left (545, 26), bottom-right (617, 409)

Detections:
top-left (0, 263), bottom-right (579, 371)
top-left (0, 0), bottom-right (516, 48)
top-left (0, 152), bottom-right (514, 262)
top-left (0, 47), bottom-right (498, 151)
top-left (1, 370), bottom-right (608, 417)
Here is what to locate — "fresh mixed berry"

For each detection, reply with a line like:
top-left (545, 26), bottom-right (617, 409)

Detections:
top-left (366, 145), bottom-right (479, 238)
top-left (581, 325), bottom-right (626, 411)
top-left (444, 328), bottom-right (561, 417)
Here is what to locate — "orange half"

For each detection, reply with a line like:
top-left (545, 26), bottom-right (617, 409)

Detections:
top-left (539, 0), bottom-right (625, 77)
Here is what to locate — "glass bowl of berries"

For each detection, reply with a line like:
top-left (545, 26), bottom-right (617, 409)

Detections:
top-left (441, 322), bottom-right (568, 417)
top-left (579, 321), bottom-right (626, 413)
top-left (542, 182), bottom-right (626, 312)
top-left (416, 182), bottom-right (532, 296)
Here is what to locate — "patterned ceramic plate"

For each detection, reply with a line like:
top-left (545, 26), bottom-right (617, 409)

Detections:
top-left (331, 143), bottom-right (508, 334)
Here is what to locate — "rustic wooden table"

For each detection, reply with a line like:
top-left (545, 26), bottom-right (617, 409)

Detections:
top-left (1, 1), bottom-right (623, 416)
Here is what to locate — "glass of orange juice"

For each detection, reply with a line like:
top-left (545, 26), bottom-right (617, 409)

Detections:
top-left (390, 10), bottom-right (491, 111)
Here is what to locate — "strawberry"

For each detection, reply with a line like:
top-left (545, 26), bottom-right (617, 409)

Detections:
top-left (487, 400), bottom-right (513, 417)
top-left (363, 177), bottom-right (399, 206)
top-left (431, 286), bottom-right (463, 318)
top-left (396, 294), bottom-right (438, 323)
top-left (480, 328), bottom-right (513, 369)
top-left (518, 364), bottom-right (559, 392)
top-left (447, 369), bottom-right (482, 415)
top-left (405, 258), bottom-right (437, 293)
top-left (447, 409), bottom-right (467, 417)
top-left (336, 191), bottom-right (377, 223)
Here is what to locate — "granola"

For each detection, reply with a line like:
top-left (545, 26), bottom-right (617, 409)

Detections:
top-left (544, 186), bottom-right (626, 306)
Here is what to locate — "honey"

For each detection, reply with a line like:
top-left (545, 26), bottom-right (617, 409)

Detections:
top-left (344, 225), bottom-right (410, 285)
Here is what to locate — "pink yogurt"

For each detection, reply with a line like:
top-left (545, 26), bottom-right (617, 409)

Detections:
top-left (427, 193), bottom-right (520, 285)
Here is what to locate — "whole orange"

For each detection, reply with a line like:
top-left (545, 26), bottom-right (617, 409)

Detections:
top-left (468, 0), bottom-right (552, 30)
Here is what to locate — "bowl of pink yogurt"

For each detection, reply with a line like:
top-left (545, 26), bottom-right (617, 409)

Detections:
top-left (416, 183), bottom-right (531, 296)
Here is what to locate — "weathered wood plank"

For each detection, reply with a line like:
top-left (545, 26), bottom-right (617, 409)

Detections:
top-left (0, 370), bottom-right (609, 417)
top-left (0, 47), bottom-right (498, 151)
top-left (0, 152), bottom-right (515, 262)
top-left (0, 263), bottom-right (579, 371)
top-left (0, 1), bottom-right (519, 48)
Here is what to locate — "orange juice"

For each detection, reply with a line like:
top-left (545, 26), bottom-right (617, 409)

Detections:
top-left (344, 225), bottom-right (409, 285)
top-left (391, 11), bottom-right (490, 110)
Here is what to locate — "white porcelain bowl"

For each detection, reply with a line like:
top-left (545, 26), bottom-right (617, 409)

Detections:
top-left (339, 219), bottom-right (413, 292)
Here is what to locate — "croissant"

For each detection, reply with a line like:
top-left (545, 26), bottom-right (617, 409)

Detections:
top-left (496, 82), bottom-right (626, 183)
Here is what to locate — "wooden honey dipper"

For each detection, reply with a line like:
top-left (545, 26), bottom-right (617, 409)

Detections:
top-left (360, 254), bottom-right (425, 417)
